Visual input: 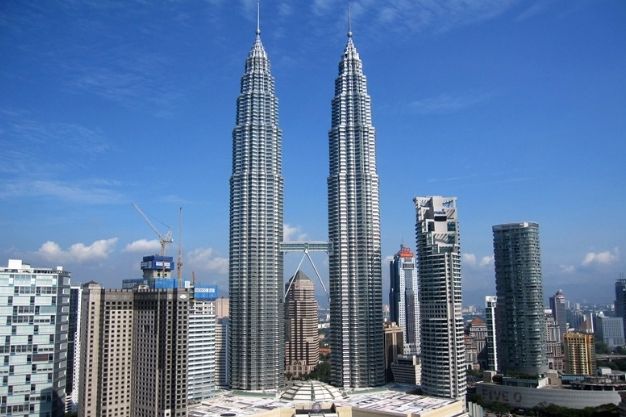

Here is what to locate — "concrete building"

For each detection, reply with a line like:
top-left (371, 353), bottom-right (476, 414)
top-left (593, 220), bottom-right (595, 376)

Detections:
top-left (284, 271), bottom-right (319, 378)
top-left (391, 355), bottom-right (421, 385)
top-left (414, 196), bottom-right (466, 399)
top-left (188, 285), bottom-right (217, 403)
top-left (215, 297), bottom-right (229, 319)
top-left (383, 322), bottom-right (403, 382)
top-left (122, 255), bottom-right (177, 290)
top-left (493, 222), bottom-right (548, 376)
top-left (484, 296), bottom-right (498, 372)
top-left (595, 314), bottom-right (625, 349)
top-left (0, 259), bottom-right (70, 417)
top-left (229, 24), bottom-right (284, 391)
top-left (215, 318), bottom-right (230, 388)
top-left (389, 245), bottom-right (420, 355)
top-left (328, 30), bottom-right (384, 388)
top-left (131, 288), bottom-right (189, 416)
top-left (78, 282), bottom-right (134, 417)
top-left (550, 290), bottom-right (568, 340)
top-left (616, 279), bottom-right (626, 340)
top-left (545, 310), bottom-right (564, 372)
top-left (564, 332), bottom-right (596, 375)
top-left (466, 317), bottom-right (487, 370)
top-left (66, 284), bottom-right (81, 412)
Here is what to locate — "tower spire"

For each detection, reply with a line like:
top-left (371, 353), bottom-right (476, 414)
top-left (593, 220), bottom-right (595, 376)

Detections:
top-left (347, 3), bottom-right (353, 37)
top-left (256, 0), bottom-right (261, 36)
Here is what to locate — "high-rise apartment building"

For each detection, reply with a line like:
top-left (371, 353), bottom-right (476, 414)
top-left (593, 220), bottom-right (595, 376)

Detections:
top-left (285, 271), bottom-right (319, 378)
top-left (131, 288), bottom-right (189, 416)
top-left (229, 24), bottom-right (284, 391)
top-left (564, 332), bottom-right (596, 375)
top-left (79, 282), bottom-right (134, 417)
top-left (66, 285), bottom-right (81, 412)
top-left (485, 296), bottom-right (498, 372)
top-left (215, 318), bottom-right (230, 388)
top-left (545, 310), bottom-right (564, 372)
top-left (414, 196), bottom-right (466, 399)
top-left (615, 279), bottom-right (626, 339)
top-left (550, 289), bottom-right (568, 340)
top-left (328, 30), bottom-right (384, 388)
top-left (493, 222), bottom-right (548, 376)
top-left (0, 259), bottom-right (70, 417)
top-left (188, 285), bottom-right (217, 403)
top-left (389, 245), bottom-right (420, 355)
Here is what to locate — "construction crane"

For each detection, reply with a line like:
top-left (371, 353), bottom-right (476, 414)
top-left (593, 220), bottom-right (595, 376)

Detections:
top-left (132, 203), bottom-right (174, 257)
top-left (176, 207), bottom-right (183, 288)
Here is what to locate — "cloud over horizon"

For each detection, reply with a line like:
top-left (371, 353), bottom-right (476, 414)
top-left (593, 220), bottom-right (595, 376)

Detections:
top-left (37, 237), bottom-right (118, 263)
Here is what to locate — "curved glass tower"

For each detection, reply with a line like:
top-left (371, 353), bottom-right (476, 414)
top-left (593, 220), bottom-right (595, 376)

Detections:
top-left (328, 32), bottom-right (385, 388)
top-left (229, 27), bottom-right (284, 391)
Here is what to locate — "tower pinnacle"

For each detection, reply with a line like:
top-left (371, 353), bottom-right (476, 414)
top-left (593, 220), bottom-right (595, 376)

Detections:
top-left (256, 0), bottom-right (261, 36)
top-left (347, 4), bottom-right (352, 38)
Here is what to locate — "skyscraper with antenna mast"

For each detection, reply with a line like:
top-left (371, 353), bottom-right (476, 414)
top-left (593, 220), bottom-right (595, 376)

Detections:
top-left (228, 7), bottom-right (284, 391)
top-left (327, 25), bottom-right (385, 388)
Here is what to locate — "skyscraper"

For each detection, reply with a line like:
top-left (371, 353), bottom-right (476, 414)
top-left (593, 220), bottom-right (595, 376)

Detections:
top-left (188, 285), bottom-right (217, 403)
top-left (549, 289), bottom-right (568, 340)
top-left (485, 296), bottom-right (498, 372)
top-left (389, 245), bottom-right (420, 355)
top-left (414, 196), bottom-right (466, 399)
top-left (66, 285), bottom-right (82, 412)
top-left (493, 222), bottom-right (548, 376)
top-left (285, 271), bottom-right (319, 378)
top-left (229, 22), bottom-right (284, 391)
top-left (328, 30), bottom-right (384, 388)
top-left (0, 259), bottom-right (70, 417)
top-left (615, 279), bottom-right (626, 339)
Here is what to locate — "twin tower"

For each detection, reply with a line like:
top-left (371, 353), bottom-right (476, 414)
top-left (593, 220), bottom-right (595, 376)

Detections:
top-left (229, 26), bottom-right (384, 390)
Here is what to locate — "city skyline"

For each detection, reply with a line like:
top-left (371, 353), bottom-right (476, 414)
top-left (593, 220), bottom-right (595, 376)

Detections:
top-left (1, 1), bottom-right (625, 307)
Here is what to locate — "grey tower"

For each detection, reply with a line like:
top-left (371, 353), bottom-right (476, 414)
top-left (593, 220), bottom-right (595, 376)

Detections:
top-left (328, 31), bottom-right (385, 388)
top-left (493, 222), bottom-right (548, 376)
top-left (414, 196), bottom-right (466, 399)
top-left (229, 25), bottom-right (284, 391)
top-left (549, 289), bottom-right (567, 340)
top-left (615, 279), bottom-right (626, 339)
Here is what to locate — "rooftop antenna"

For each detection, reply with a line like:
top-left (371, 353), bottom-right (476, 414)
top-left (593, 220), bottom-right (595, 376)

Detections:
top-left (256, 0), bottom-right (260, 36)
top-left (177, 207), bottom-right (183, 289)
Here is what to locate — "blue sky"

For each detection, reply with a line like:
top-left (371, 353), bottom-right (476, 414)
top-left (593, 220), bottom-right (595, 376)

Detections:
top-left (1, 0), bottom-right (625, 308)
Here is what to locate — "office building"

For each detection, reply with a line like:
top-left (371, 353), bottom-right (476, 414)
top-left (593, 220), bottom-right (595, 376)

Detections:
top-left (391, 355), bottom-right (421, 385)
top-left (466, 317), bottom-right (487, 370)
top-left (595, 314), bottom-right (625, 349)
top-left (564, 332), bottom-right (596, 375)
top-left (0, 259), bottom-right (70, 417)
top-left (485, 296), bottom-right (498, 371)
top-left (384, 323), bottom-right (403, 383)
top-left (284, 271), bottom-right (319, 378)
top-left (544, 310), bottom-right (564, 372)
top-left (131, 288), bottom-right (189, 416)
top-left (414, 196), bottom-right (466, 399)
top-left (229, 23), bottom-right (284, 391)
top-left (66, 285), bottom-right (81, 412)
top-left (215, 318), bottom-right (230, 388)
top-left (188, 285), bottom-right (217, 403)
top-left (616, 279), bottom-right (626, 339)
top-left (328, 29), bottom-right (384, 388)
top-left (215, 297), bottom-right (229, 319)
top-left (493, 222), bottom-right (548, 376)
top-left (79, 282), bottom-right (134, 417)
top-left (389, 245), bottom-right (420, 355)
top-left (550, 289), bottom-right (568, 340)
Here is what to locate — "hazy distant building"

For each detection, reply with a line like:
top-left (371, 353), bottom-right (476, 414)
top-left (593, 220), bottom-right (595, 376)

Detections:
top-left (215, 318), bottom-right (230, 388)
top-left (545, 310), bottom-right (564, 372)
top-left (415, 196), bottom-right (466, 399)
top-left (616, 279), bottom-right (626, 339)
top-left (466, 317), bottom-right (487, 370)
top-left (485, 296), bottom-right (498, 371)
top-left (550, 290), bottom-right (568, 340)
top-left (328, 30), bottom-right (384, 388)
top-left (493, 222), bottom-right (548, 376)
top-left (285, 271), bottom-right (319, 378)
top-left (564, 332), bottom-right (596, 375)
top-left (79, 282), bottom-right (134, 417)
top-left (595, 314), bottom-right (625, 349)
top-left (215, 297), bottom-right (229, 319)
top-left (0, 259), bottom-right (70, 417)
top-left (389, 245), bottom-right (420, 355)
top-left (188, 285), bottom-right (217, 403)
top-left (66, 285), bottom-right (82, 412)
top-left (384, 323), bottom-right (404, 383)
top-left (229, 25), bottom-right (284, 391)
top-left (131, 288), bottom-right (189, 416)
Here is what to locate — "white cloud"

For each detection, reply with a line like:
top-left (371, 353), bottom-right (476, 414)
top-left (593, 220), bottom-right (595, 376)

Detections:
top-left (479, 255), bottom-right (494, 267)
top-left (0, 179), bottom-right (124, 204)
top-left (463, 253), bottom-right (477, 266)
top-left (283, 224), bottom-right (308, 242)
top-left (125, 239), bottom-right (161, 253)
top-left (37, 238), bottom-right (118, 263)
top-left (559, 264), bottom-right (576, 274)
top-left (187, 247), bottom-right (228, 275)
top-left (582, 248), bottom-right (619, 267)
top-left (464, 253), bottom-right (493, 268)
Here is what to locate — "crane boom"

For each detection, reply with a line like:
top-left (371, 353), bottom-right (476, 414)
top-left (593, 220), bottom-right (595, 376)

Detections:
top-left (132, 203), bottom-right (174, 257)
